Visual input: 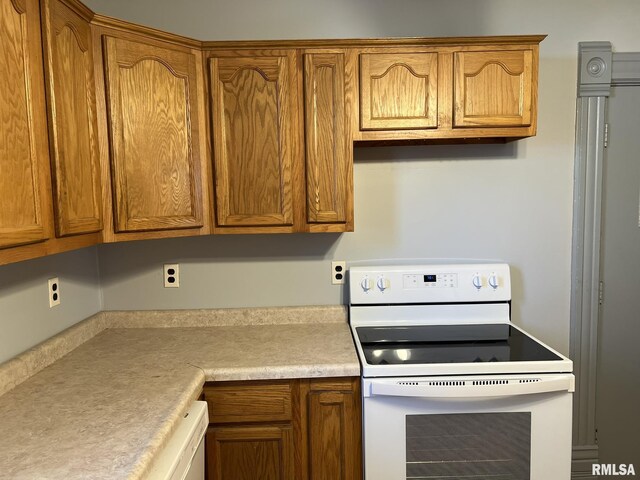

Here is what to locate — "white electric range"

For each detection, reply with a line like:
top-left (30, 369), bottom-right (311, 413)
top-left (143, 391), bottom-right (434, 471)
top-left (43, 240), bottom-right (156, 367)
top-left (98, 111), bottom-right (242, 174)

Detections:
top-left (349, 263), bottom-right (574, 480)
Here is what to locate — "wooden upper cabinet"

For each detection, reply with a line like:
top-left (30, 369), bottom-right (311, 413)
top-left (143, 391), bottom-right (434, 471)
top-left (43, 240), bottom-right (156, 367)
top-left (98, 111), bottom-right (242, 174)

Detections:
top-left (454, 49), bottom-right (534, 128)
top-left (0, 0), bottom-right (52, 250)
top-left (360, 52), bottom-right (438, 130)
top-left (41, 0), bottom-right (102, 237)
top-left (209, 51), bottom-right (296, 228)
top-left (304, 52), bottom-right (349, 225)
top-left (103, 36), bottom-right (203, 233)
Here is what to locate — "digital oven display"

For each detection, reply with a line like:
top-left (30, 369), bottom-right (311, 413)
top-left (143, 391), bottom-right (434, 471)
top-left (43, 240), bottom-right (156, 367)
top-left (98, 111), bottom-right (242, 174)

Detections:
top-left (424, 275), bottom-right (437, 283)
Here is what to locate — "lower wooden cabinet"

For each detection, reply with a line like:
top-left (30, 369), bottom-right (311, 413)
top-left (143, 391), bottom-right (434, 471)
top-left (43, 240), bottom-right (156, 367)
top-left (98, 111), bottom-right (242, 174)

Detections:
top-left (307, 380), bottom-right (361, 480)
top-left (203, 377), bottom-right (361, 480)
top-left (207, 425), bottom-right (295, 480)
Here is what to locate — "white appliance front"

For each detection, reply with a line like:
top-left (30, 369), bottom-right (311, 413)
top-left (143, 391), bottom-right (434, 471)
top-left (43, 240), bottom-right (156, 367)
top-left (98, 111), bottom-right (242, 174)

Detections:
top-left (362, 375), bottom-right (574, 480)
top-left (148, 401), bottom-right (209, 480)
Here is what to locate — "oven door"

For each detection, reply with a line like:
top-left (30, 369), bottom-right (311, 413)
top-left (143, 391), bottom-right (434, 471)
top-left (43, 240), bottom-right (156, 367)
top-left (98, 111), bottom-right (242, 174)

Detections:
top-left (362, 374), bottom-right (574, 480)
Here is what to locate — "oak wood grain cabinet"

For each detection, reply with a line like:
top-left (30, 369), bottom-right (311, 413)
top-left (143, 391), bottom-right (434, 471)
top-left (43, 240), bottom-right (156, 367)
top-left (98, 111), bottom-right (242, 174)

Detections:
top-left (360, 52), bottom-right (439, 131)
top-left (305, 378), bottom-right (362, 480)
top-left (96, 28), bottom-right (210, 240)
top-left (41, 0), bottom-right (102, 238)
top-left (203, 377), bottom-right (361, 480)
top-left (304, 51), bottom-right (353, 229)
top-left (204, 380), bottom-right (297, 480)
top-left (208, 51), bottom-right (298, 231)
top-left (0, 0), bottom-right (54, 252)
top-left (208, 425), bottom-right (295, 480)
top-left (352, 37), bottom-right (543, 143)
top-left (207, 47), bottom-right (353, 233)
top-left (453, 49), bottom-right (535, 128)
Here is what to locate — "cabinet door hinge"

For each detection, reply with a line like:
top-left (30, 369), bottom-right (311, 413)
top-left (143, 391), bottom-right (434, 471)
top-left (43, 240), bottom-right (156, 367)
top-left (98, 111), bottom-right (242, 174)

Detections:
top-left (599, 281), bottom-right (604, 305)
top-left (604, 123), bottom-right (609, 148)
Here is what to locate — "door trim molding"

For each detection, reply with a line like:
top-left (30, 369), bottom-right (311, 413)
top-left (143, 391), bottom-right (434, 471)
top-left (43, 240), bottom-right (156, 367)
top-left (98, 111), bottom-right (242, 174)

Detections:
top-left (570, 43), bottom-right (640, 461)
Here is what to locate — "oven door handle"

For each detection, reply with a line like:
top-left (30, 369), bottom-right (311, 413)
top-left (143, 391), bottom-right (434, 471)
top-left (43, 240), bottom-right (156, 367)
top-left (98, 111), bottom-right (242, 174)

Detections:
top-left (367, 375), bottom-right (574, 398)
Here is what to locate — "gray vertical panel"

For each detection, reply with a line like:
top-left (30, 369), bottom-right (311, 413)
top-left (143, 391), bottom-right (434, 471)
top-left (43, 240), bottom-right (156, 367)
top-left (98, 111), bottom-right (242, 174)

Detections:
top-left (596, 85), bottom-right (640, 466)
top-left (570, 95), bottom-right (607, 449)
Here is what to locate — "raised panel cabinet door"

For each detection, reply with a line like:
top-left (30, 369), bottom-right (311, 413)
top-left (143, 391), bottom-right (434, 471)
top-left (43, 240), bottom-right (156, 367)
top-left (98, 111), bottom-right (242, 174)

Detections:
top-left (307, 381), bottom-right (362, 480)
top-left (103, 36), bottom-right (203, 233)
top-left (42, 0), bottom-right (102, 237)
top-left (210, 52), bottom-right (295, 227)
top-left (0, 0), bottom-right (52, 249)
top-left (304, 52), bottom-right (348, 224)
top-left (360, 52), bottom-right (438, 130)
top-left (206, 425), bottom-right (295, 480)
top-left (454, 50), bottom-right (534, 127)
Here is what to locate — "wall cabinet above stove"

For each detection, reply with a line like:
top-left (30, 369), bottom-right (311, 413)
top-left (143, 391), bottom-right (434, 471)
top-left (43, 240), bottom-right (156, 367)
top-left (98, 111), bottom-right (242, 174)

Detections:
top-left (353, 39), bottom-right (543, 143)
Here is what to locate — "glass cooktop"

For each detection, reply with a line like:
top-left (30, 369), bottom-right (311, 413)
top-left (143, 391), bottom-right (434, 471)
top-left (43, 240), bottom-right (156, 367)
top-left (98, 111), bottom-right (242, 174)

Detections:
top-left (356, 324), bottom-right (562, 365)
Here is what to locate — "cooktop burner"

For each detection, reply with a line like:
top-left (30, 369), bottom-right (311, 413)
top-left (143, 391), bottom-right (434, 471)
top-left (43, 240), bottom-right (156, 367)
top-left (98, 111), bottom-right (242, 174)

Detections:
top-left (356, 324), bottom-right (563, 365)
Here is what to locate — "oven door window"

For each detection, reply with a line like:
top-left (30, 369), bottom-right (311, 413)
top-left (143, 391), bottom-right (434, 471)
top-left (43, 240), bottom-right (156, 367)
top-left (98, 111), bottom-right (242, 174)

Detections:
top-left (406, 412), bottom-right (530, 479)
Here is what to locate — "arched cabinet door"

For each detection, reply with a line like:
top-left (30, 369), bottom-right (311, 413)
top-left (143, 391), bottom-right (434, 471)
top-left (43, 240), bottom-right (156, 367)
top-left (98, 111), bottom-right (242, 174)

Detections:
top-left (0, 0), bottom-right (52, 249)
top-left (42, 0), bottom-right (102, 237)
top-left (209, 51), bottom-right (296, 228)
top-left (454, 49), bottom-right (535, 128)
top-left (103, 36), bottom-right (204, 233)
top-left (360, 52), bottom-right (438, 130)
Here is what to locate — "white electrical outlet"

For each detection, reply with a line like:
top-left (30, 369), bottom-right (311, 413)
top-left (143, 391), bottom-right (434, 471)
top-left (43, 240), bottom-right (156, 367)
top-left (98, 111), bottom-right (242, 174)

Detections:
top-left (48, 277), bottom-right (61, 307)
top-left (164, 264), bottom-right (180, 288)
top-left (331, 261), bottom-right (346, 285)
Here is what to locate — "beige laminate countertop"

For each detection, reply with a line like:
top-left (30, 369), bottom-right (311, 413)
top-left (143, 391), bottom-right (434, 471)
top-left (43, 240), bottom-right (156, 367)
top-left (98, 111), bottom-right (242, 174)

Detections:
top-left (0, 308), bottom-right (360, 480)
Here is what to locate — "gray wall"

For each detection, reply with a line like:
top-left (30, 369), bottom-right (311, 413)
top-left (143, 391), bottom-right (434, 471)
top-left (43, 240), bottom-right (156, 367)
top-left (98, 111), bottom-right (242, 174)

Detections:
top-left (89, 0), bottom-right (640, 355)
top-left (0, 247), bottom-right (101, 363)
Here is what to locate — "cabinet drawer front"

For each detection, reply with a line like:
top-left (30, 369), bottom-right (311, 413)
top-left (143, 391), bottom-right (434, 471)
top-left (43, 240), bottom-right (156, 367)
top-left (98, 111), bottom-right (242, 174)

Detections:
top-left (360, 52), bottom-right (438, 130)
top-left (204, 383), bottom-right (292, 423)
top-left (454, 49), bottom-right (534, 127)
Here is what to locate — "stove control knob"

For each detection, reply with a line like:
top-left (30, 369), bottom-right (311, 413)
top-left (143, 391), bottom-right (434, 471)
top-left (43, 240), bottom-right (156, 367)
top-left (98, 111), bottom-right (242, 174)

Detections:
top-left (488, 274), bottom-right (499, 290)
top-left (472, 274), bottom-right (483, 290)
top-left (377, 277), bottom-right (390, 292)
top-left (361, 277), bottom-right (373, 292)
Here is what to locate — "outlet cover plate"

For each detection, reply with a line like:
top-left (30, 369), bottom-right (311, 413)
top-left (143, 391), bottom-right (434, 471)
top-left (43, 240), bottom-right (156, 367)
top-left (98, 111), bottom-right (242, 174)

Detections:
top-left (164, 264), bottom-right (180, 288)
top-left (331, 261), bottom-right (346, 285)
top-left (48, 277), bottom-right (60, 307)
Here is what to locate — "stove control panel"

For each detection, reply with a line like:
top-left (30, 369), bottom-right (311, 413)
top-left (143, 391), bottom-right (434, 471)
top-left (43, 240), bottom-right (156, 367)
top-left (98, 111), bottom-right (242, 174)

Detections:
top-left (403, 273), bottom-right (457, 289)
top-left (350, 263), bottom-right (511, 304)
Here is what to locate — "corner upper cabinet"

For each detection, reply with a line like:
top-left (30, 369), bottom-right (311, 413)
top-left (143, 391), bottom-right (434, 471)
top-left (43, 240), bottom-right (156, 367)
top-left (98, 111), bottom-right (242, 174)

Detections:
top-left (102, 35), bottom-right (205, 234)
top-left (303, 51), bottom-right (352, 228)
top-left (0, 0), bottom-right (53, 250)
top-left (209, 51), bottom-right (297, 231)
top-left (360, 52), bottom-right (438, 130)
top-left (453, 49), bottom-right (535, 128)
top-left (41, 0), bottom-right (102, 237)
